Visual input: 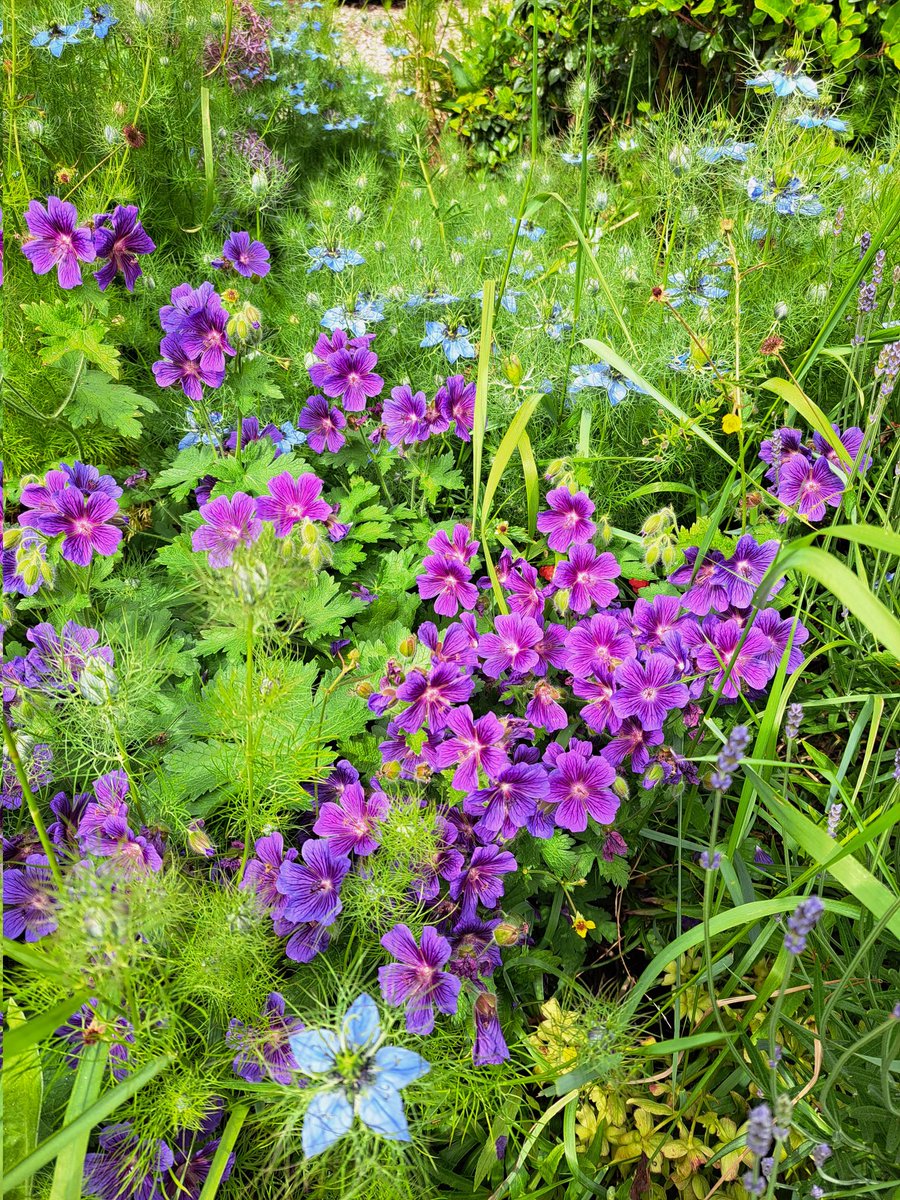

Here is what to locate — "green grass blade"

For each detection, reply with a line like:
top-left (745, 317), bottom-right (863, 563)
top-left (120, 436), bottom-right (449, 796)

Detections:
top-left (4, 1055), bottom-right (171, 1196)
top-left (198, 1104), bottom-right (249, 1200)
top-left (46, 1040), bottom-right (109, 1200)
top-left (517, 428), bottom-right (539, 539)
top-left (761, 377), bottom-right (855, 469)
top-left (4, 1000), bottom-right (43, 1200)
top-left (200, 86), bottom-right (215, 224)
top-left (471, 279), bottom-right (496, 527)
top-left (480, 392), bottom-right (543, 530)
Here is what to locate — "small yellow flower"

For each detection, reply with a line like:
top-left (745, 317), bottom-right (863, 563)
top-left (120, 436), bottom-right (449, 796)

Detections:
top-left (722, 412), bottom-right (742, 435)
top-left (572, 914), bottom-right (595, 938)
top-left (221, 288), bottom-right (241, 305)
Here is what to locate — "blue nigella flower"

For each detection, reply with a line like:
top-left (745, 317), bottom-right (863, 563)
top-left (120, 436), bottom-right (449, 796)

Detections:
top-left (543, 303), bottom-right (572, 340)
top-left (386, 46), bottom-right (410, 58)
top-left (668, 350), bottom-right (727, 374)
top-left (404, 290), bottom-right (459, 309)
top-left (290, 993), bottom-right (429, 1158)
top-left (746, 175), bottom-right (824, 217)
top-left (696, 139), bottom-right (755, 164)
top-left (305, 47), bottom-right (328, 61)
top-left (560, 151), bottom-right (595, 165)
top-left (323, 115), bottom-right (368, 131)
top-left (666, 271), bottom-right (729, 308)
top-left (295, 100), bottom-right (319, 115)
top-left (322, 296), bottom-right (384, 336)
top-left (78, 6), bottom-right (118, 37)
top-left (420, 320), bottom-right (475, 365)
top-left (31, 23), bottom-right (81, 56)
top-left (745, 64), bottom-right (818, 99)
top-left (792, 109), bottom-right (849, 132)
top-left (286, 81), bottom-right (306, 97)
top-left (568, 362), bottom-right (648, 404)
top-left (178, 408), bottom-right (225, 450)
top-left (513, 218), bottom-right (546, 241)
top-left (472, 288), bottom-right (521, 314)
top-left (274, 422), bottom-right (307, 454)
top-left (395, 85), bottom-right (416, 96)
top-left (307, 246), bottom-right (366, 273)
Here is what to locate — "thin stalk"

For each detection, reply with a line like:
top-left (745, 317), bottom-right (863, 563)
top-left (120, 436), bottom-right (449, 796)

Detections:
top-left (1, 721), bottom-right (63, 887)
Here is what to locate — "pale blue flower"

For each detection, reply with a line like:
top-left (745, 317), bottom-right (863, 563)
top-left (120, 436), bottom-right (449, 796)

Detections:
top-left (472, 288), bottom-right (520, 314)
top-left (404, 291), bottom-right (459, 309)
top-left (697, 140), bottom-right (755, 164)
top-left (286, 81), bottom-right (306, 97)
top-left (666, 271), bottom-right (729, 307)
top-left (295, 100), bottom-right (319, 115)
top-left (386, 46), bottom-right (410, 58)
top-left (307, 246), bottom-right (365, 273)
top-left (178, 408), bottom-right (225, 450)
top-left (792, 110), bottom-right (849, 132)
top-left (420, 321), bottom-right (475, 364)
top-left (31, 23), bottom-right (81, 56)
top-left (275, 422), bottom-right (307, 454)
top-left (305, 47), bottom-right (328, 61)
top-left (560, 151), bottom-right (595, 165)
top-left (568, 362), bottom-right (647, 404)
top-left (746, 175), bottom-right (824, 217)
top-left (513, 218), bottom-right (546, 241)
top-left (745, 66), bottom-right (818, 99)
top-left (78, 6), bottom-right (118, 37)
top-left (321, 296), bottom-right (384, 336)
top-left (396, 85), bottom-right (416, 96)
top-left (290, 993), bottom-right (429, 1159)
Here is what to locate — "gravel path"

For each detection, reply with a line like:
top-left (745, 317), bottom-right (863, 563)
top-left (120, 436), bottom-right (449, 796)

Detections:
top-left (332, 2), bottom-right (466, 79)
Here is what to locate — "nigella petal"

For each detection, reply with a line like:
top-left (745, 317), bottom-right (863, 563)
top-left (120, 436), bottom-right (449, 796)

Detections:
top-left (371, 1045), bottom-right (430, 1090)
top-left (341, 992), bottom-right (380, 1050)
top-left (357, 1081), bottom-right (411, 1141)
top-left (288, 1028), bottom-right (339, 1074)
top-left (302, 1088), bottom-right (354, 1158)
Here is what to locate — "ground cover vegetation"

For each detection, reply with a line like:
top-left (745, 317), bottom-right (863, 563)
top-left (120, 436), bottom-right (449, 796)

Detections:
top-left (2, 2), bottom-right (900, 1198)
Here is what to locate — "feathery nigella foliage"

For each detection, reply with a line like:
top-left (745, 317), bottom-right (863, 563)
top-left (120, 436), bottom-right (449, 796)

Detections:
top-left (4, 10), bottom-right (900, 1199)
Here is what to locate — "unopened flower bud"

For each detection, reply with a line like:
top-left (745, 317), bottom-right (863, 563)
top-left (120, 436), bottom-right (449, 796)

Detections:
top-left (660, 542), bottom-right (680, 571)
top-left (187, 819), bottom-right (216, 858)
top-left (612, 775), bottom-right (630, 800)
top-left (78, 659), bottom-right (119, 705)
top-left (774, 301), bottom-right (788, 321)
top-left (503, 354), bottom-right (523, 385)
top-left (493, 917), bottom-right (528, 947)
top-left (355, 681), bottom-right (374, 698)
top-left (250, 171), bottom-right (269, 196)
top-left (552, 587), bottom-right (571, 616)
top-left (398, 635), bottom-right (417, 658)
top-left (381, 760), bottom-right (401, 781)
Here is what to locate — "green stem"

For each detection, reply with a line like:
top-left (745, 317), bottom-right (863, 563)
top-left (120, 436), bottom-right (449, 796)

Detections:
top-left (1, 720), bottom-right (63, 887)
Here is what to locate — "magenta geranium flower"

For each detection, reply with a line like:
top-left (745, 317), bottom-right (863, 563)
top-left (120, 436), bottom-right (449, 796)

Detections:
top-left (505, 561), bottom-right (546, 622)
top-left (180, 301), bottom-right (236, 375)
top-left (417, 554), bottom-right (478, 617)
top-left (191, 492), bottom-right (262, 568)
top-left (216, 230), bottom-right (270, 278)
top-left (37, 488), bottom-right (122, 566)
top-left (313, 782), bottom-right (389, 856)
top-left (435, 375), bottom-right (476, 441)
top-left (573, 677), bottom-right (621, 735)
top-left (464, 762), bottom-right (548, 840)
top-left (692, 618), bottom-right (771, 698)
top-left (298, 395), bottom-right (347, 453)
top-left (3, 855), bottom-right (57, 941)
top-left (449, 845), bottom-right (517, 918)
top-left (92, 205), bottom-right (155, 292)
top-left (612, 653), bottom-right (690, 730)
top-left (378, 924), bottom-right (462, 1034)
top-left (479, 613), bottom-right (544, 678)
top-left (564, 614), bottom-right (636, 680)
top-left (383, 384), bottom-right (429, 446)
top-left (152, 333), bottom-right (224, 401)
top-left (631, 595), bottom-right (690, 649)
top-left (394, 663), bottom-right (474, 733)
top-left (777, 455), bottom-right (845, 521)
top-left (432, 705), bottom-right (508, 791)
top-left (160, 281), bottom-right (220, 334)
top-left (309, 346), bottom-right (384, 411)
top-left (428, 524), bottom-right (478, 563)
top-left (749, 608), bottom-right (808, 674)
top-left (532, 623), bottom-right (568, 676)
top-left (472, 992), bottom-right (510, 1065)
top-left (600, 719), bottom-right (664, 773)
top-left (275, 837), bottom-right (351, 925)
top-left (256, 471), bottom-right (330, 536)
top-left (525, 680), bottom-right (568, 731)
top-left (545, 741), bottom-right (619, 832)
top-left (536, 486), bottom-right (596, 552)
top-left (22, 196), bottom-right (96, 288)
top-left (419, 620), bottom-right (479, 670)
top-left (552, 544), bottom-right (620, 613)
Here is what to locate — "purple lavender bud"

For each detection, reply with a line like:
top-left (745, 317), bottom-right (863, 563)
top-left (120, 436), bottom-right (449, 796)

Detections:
top-left (784, 895), bottom-right (824, 955)
top-left (894, 749), bottom-right (900, 782)
top-left (872, 249), bottom-right (886, 286)
top-left (746, 1103), bottom-right (774, 1157)
top-left (699, 850), bottom-right (722, 870)
top-left (892, 1002), bottom-right (900, 1019)
top-left (811, 1143), bottom-right (832, 1169)
top-left (811, 1187), bottom-right (825, 1200)
top-left (859, 232), bottom-right (871, 257)
top-left (832, 206), bottom-right (844, 236)
top-left (709, 770), bottom-right (733, 792)
top-left (875, 342), bottom-right (900, 398)
top-left (773, 1094), bottom-right (793, 1141)
top-left (785, 703), bottom-right (803, 740)
top-left (826, 803), bottom-right (842, 838)
top-left (760, 1156), bottom-right (774, 1177)
top-left (857, 281), bottom-right (877, 314)
top-left (742, 1173), bottom-right (765, 1197)
top-left (495, 1136), bottom-right (508, 1160)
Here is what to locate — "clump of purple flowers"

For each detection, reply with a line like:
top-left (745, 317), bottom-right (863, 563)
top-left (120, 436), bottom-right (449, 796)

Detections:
top-left (760, 423), bottom-right (871, 523)
top-left (17, 461), bottom-right (124, 567)
top-left (153, 282), bottom-right (236, 402)
top-left (20, 197), bottom-right (154, 291)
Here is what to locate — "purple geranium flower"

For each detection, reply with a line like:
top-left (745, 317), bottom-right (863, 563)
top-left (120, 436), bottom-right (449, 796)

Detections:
top-left (191, 492), bottom-right (262, 568)
top-left (394, 663), bottom-right (474, 734)
top-left (749, 608), bottom-right (809, 674)
top-left (417, 555), bottom-right (478, 617)
top-left (309, 347), bottom-right (384, 411)
top-left (313, 782), bottom-right (389, 855)
top-left (505, 561), bottom-right (546, 622)
top-left (240, 832), bottom-right (299, 908)
top-left (180, 301), bottom-right (236, 375)
top-left (152, 334), bottom-right (224, 401)
top-left (256, 471), bottom-right (330, 536)
top-left (378, 924), bottom-right (462, 1034)
top-left (565, 615), bottom-right (635, 680)
top-left (275, 837), bottom-right (351, 924)
top-left (55, 1000), bottom-right (134, 1081)
top-left (92, 205), bottom-right (155, 292)
top-left (84, 1123), bottom-right (174, 1200)
top-left (449, 845), bottom-right (517, 918)
top-left (298, 395), bottom-right (347, 453)
top-left (465, 762), bottom-right (548, 840)
top-left (161, 1110), bottom-right (235, 1200)
top-left (631, 594), bottom-right (690, 649)
top-left (778, 455), bottom-right (845, 521)
top-left (525, 680), bottom-right (568, 732)
top-left (3, 855), bottom-right (57, 940)
top-left (22, 196), bottom-right (96, 288)
top-left (225, 992), bottom-right (304, 1084)
top-left (612, 653), bottom-right (690, 729)
top-left (432, 706), bottom-right (508, 791)
top-left (812, 425), bottom-right (869, 476)
top-left (692, 618), bottom-right (771, 698)
top-left (216, 230), bottom-right (270, 278)
top-left (669, 549), bottom-right (730, 616)
top-left (428, 524), bottom-right (478, 563)
top-left (448, 918), bottom-right (502, 981)
top-left (59, 461), bottom-right (122, 499)
top-left (600, 719), bottom-right (663, 773)
top-left (472, 992), bottom-right (510, 1065)
top-left (545, 742), bottom-right (619, 831)
top-left (383, 384), bottom-right (429, 446)
top-left (721, 536), bottom-right (781, 608)
top-left (536, 487), bottom-right (596, 552)
top-left (435, 375), bottom-right (476, 441)
top-left (273, 914), bottom-right (333, 963)
top-left (25, 621), bottom-right (113, 688)
top-left (37, 488), bottom-right (122, 566)
top-left (553, 544), bottom-right (620, 612)
top-left (479, 613), bottom-right (544, 678)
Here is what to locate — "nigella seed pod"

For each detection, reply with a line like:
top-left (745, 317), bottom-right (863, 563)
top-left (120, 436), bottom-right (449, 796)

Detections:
top-left (774, 301), bottom-right (788, 320)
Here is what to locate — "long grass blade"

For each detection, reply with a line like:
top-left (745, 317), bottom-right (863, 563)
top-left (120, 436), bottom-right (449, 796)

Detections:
top-left (471, 279), bottom-right (496, 527)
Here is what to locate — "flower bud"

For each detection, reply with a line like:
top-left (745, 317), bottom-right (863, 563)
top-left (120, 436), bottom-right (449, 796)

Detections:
top-left (493, 917), bottom-right (529, 947)
top-left (398, 635), bottom-right (417, 658)
top-left (381, 760), bottom-right (401, 781)
top-left (503, 354), bottom-right (523, 385)
top-left (644, 542), bottom-right (660, 568)
top-left (660, 542), bottom-right (680, 571)
top-left (612, 774), bottom-right (630, 800)
top-left (250, 171), bottom-right (269, 197)
top-left (135, 0), bottom-right (153, 22)
top-left (552, 587), bottom-right (571, 617)
top-left (774, 301), bottom-right (788, 321)
top-left (78, 659), bottom-right (119, 705)
top-left (187, 819), bottom-right (216, 858)
top-left (355, 680), bottom-right (374, 698)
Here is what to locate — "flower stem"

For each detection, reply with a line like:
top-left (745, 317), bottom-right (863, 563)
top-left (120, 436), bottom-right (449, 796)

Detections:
top-left (1, 720), bottom-right (63, 887)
